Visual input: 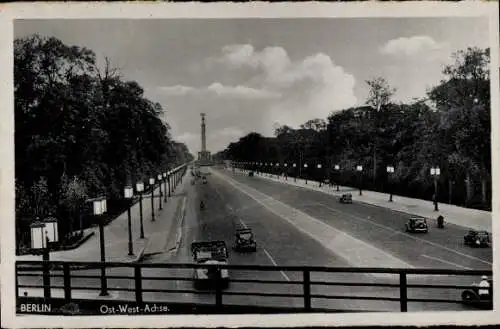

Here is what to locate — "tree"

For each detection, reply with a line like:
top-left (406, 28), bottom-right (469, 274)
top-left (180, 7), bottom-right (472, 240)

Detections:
top-left (428, 47), bottom-right (490, 205)
top-left (365, 77), bottom-right (397, 186)
top-left (59, 175), bottom-right (88, 235)
top-left (14, 35), bottom-right (194, 248)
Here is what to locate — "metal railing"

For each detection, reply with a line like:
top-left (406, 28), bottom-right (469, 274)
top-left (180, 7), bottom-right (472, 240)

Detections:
top-left (16, 261), bottom-right (493, 314)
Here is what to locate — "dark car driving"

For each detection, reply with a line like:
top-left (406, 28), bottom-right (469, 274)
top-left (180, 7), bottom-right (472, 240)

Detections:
top-left (339, 193), bottom-right (352, 204)
top-left (405, 216), bottom-right (428, 233)
top-left (233, 228), bottom-right (257, 252)
top-left (464, 230), bottom-right (490, 248)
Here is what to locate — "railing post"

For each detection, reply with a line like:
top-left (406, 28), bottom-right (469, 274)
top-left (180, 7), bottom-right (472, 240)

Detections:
top-left (303, 270), bottom-right (311, 311)
top-left (399, 272), bottom-right (408, 312)
top-left (135, 266), bottom-right (143, 305)
top-left (63, 263), bottom-right (72, 302)
top-left (215, 267), bottom-right (223, 308)
top-left (15, 265), bottom-right (19, 299)
top-left (42, 247), bottom-right (51, 299)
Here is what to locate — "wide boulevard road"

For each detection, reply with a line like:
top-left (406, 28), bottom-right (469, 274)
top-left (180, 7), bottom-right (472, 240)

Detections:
top-left (17, 166), bottom-right (492, 313)
top-left (139, 166), bottom-right (492, 312)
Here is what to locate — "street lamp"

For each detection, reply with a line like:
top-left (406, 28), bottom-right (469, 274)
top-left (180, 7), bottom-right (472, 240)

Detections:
top-left (430, 167), bottom-right (441, 211)
top-left (43, 217), bottom-right (59, 245)
top-left (167, 171), bottom-right (172, 197)
top-left (163, 172), bottom-right (167, 202)
top-left (317, 164), bottom-right (323, 187)
top-left (284, 163), bottom-right (288, 180)
top-left (30, 220), bottom-right (56, 299)
top-left (334, 164), bottom-right (340, 191)
top-left (304, 163), bottom-right (308, 184)
top-left (293, 163), bottom-right (297, 182)
top-left (93, 197), bottom-right (108, 296)
top-left (124, 186), bottom-right (134, 256)
top-left (386, 166), bottom-right (395, 202)
top-left (136, 181), bottom-right (145, 239)
top-left (356, 165), bottom-right (363, 196)
top-left (149, 177), bottom-right (155, 221)
top-left (157, 174), bottom-right (163, 211)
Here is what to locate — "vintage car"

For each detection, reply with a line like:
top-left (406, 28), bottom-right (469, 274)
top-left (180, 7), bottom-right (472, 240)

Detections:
top-left (464, 230), bottom-right (490, 248)
top-left (248, 171), bottom-right (254, 177)
top-left (461, 279), bottom-right (493, 309)
top-left (339, 193), bottom-right (352, 204)
top-left (191, 241), bottom-right (230, 289)
top-left (233, 228), bottom-right (257, 252)
top-left (404, 216), bottom-right (428, 233)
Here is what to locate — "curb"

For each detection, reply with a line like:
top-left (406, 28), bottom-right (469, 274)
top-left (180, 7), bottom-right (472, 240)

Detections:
top-left (131, 242), bottom-right (147, 263)
top-left (173, 197), bottom-right (187, 252)
top-left (166, 196), bottom-right (187, 254)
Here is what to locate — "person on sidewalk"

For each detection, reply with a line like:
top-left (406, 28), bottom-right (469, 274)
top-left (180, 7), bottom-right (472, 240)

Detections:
top-left (478, 275), bottom-right (491, 299)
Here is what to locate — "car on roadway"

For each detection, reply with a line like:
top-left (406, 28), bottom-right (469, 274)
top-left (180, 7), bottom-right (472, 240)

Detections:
top-left (461, 279), bottom-right (493, 309)
top-left (339, 193), bottom-right (352, 204)
top-left (464, 230), bottom-right (490, 248)
top-left (404, 216), bottom-right (428, 233)
top-left (233, 228), bottom-right (257, 252)
top-left (191, 241), bottom-right (230, 289)
top-left (202, 176), bottom-right (207, 184)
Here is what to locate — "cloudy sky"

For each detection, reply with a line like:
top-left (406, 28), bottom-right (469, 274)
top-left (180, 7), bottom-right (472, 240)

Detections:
top-left (15, 18), bottom-right (489, 155)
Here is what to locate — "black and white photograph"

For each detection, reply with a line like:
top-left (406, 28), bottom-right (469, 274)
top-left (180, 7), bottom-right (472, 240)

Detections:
top-left (1, 2), bottom-right (499, 328)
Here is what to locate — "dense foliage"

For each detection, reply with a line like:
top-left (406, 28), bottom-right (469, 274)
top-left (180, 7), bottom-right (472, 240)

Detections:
top-left (15, 35), bottom-right (194, 247)
top-left (215, 47), bottom-right (491, 210)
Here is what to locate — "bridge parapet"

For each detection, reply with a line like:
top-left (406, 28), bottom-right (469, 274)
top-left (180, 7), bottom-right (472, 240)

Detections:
top-left (16, 261), bottom-right (493, 314)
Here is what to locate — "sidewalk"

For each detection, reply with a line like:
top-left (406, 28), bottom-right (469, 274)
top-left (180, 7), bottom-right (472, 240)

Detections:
top-left (232, 168), bottom-right (492, 233)
top-left (17, 172), bottom-right (189, 263)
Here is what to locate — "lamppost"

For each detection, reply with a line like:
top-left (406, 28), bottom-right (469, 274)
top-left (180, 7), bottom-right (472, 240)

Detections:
top-left (149, 177), bottom-right (155, 221)
top-left (430, 167), bottom-right (440, 211)
top-left (356, 165), bottom-right (363, 196)
top-left (167, 171), bottom-right (172, 197)
top-left (275, 163), bottom-right (280, 179)
top-left (386, 166), bottom-right (395, 202)
top-left (124, 186), bottom-right (134, 256)
top-left (334, 164), bottom-right (340, 191)
top-left (304, 163), bottom-right (308, 184)
top-left (163, 172), bottom-right (167, 202)
top-left (136, 181), bottom-right (145, 239)
top-left (293, 163), bottom-right (297, 182)
top-left (317, 164), bottom-right (323, 187)
top-left (30, 219), bottom-right (58, 299)
top-left (93, 197), bottom-right (108, 296)
top-left (284, 163), bottom-right (288, 180)
top-left (157, 174), bottom-right (163, 211)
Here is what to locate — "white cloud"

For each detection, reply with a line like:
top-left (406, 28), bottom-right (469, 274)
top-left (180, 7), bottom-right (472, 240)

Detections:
top-left (206, 83), bottom-right (281, 99)
top-left (158, 83), bottom-right (279, 99)
top-left (215, 44), bottom-right (358, 126)
top-left (380, 35), bottom-right (443, 56)
top-left (158, 85), bottom-right (196, 95)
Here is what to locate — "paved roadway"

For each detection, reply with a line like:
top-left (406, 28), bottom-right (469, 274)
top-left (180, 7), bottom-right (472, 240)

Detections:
top-left (139, 167), bottom-right (491, 312)
top-left (17, 166), bottom-right (492, 313)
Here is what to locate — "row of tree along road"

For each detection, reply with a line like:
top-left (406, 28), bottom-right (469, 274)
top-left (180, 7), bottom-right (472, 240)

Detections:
top-left (14, 35), bottom-right (194, 253)
top-left (214, 47), bottom-right (491, 212)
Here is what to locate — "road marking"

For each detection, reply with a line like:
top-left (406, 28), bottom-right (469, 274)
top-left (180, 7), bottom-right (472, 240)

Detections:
top-left (263, 248), bottom-right (290, 282)
top-left (213, 169), bottom-right (412, 270)
top-left (421, 255), bottom-right (473, 270)
top-left (316, 202), bottom-right (492, 266)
